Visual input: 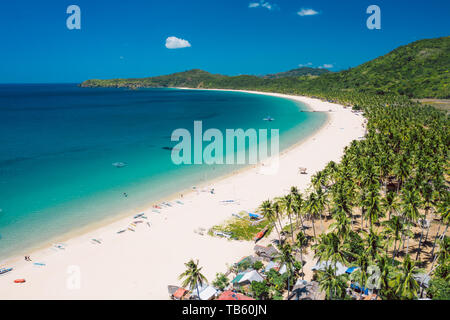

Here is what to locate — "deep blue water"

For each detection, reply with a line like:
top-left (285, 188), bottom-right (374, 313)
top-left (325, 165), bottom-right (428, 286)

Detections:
top-left (0, 84), bottom-right (326, 259)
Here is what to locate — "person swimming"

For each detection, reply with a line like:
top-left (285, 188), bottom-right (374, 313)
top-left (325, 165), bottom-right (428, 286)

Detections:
top-left (123, 192), bottom-right (128, 198)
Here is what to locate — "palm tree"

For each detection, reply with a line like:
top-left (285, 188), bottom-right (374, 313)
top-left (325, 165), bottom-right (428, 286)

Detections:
top-left (430, 195), bottom-right (449, 259)
top-left (381, 191), bottom-right (399, 221)
top-left (331, 181), bottom-right (355, 230)
top-left (277, 194), bottom-right (295, 244)
top-left (365, 186), bottom-right (383, 228)
top-left (259, 200), bottom-right (281, 244)
top-left (272, 201), bottom-right (284, 243)
top-left (364, 228), bottom-right (384, 261)
top-left (290, 187), bottom-right (304, 230)
top-left (401, 188), bottom-right (422, 255)
top-left (393, 255), bottom-right (420, 300)
top-left (329, 210), bottom-right (351, 241)
top-left (382, 215), bottom-right (404, 264)
top-left (295, 231), bottom-right (309, 279)
top-left (376, 255), bottom-right (393, 299)
top-left (304, 192), bottom-right (322, 239)
top-left (275, 243), bottom-right (295, 297)
top-left (178, 259), bottom-right (207, 300)
top-left (350, 252), bottom-right (371, 299)
top-left (317, 265), bottom-right (348, 300)
top-left (315, 187), bottom-right (329, 232)
top-left (313, 232), bottom-right (352, 274)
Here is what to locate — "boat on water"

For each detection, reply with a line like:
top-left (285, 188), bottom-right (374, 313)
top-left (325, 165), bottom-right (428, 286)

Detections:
top-left (263, 116), bottom-right (275, 122)
top-left (112, 162), bottom-right (127, 168)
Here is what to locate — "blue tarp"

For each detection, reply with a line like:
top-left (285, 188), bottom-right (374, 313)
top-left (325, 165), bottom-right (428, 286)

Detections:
top-left (248, 213), bottom-right (261, 219)
top-left (346, 267), bottom-right (358, 274)
top-left (351, 283), bottom-right (369, 295)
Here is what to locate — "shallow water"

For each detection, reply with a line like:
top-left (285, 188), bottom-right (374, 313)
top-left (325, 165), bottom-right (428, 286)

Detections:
top-left (0, 85), bottom-right (326, 258)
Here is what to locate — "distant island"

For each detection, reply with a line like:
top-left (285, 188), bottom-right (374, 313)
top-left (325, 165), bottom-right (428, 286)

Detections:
top-left (81, 36), bottom-right (449, 99)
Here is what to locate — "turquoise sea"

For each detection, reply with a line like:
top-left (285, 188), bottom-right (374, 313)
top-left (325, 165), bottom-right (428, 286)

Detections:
top-left (0, 85), bottom-right (326, 259)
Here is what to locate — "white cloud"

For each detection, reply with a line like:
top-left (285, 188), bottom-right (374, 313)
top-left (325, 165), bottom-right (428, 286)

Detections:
top-left (299, 62), bottom-right (313, 67)
top-left (318, 64), bottom-right (334, 69)
top-left (297, 8), bottom-right (319, 16)
top-left (165, 36), bottom-right (191, 49)
top-left (249, 1), bottom-right (277, 10)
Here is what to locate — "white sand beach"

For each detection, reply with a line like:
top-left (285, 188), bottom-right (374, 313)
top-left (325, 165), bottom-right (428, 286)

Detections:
top-left (0, 91), bottom-right (365, 299)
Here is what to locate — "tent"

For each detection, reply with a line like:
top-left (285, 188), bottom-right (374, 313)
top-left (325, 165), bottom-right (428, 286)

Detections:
top-left (264, 261), bottom-right (278, 273)
top-left (346, 267), bottom-right (359, 274)
top-left (199, 286), bottom-right (218, 300)
top-left (239, 270), bottom-right (264, 284)
top-left (248, 213), bottom-right (262, 219)
top-left (351, 283), bottom-right (369, 295)
top-left (311, 261), bottom-right (348, 276)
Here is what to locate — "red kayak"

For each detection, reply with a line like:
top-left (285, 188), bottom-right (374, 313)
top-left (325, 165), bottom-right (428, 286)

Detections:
top-left (14, 279), bottom-right (26, 283)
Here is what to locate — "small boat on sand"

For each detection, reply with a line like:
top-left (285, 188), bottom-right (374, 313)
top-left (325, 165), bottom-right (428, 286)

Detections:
top-left (0, 267), bottom-right (13, 275)
top-left (14, 279), bottom-right (26, 283)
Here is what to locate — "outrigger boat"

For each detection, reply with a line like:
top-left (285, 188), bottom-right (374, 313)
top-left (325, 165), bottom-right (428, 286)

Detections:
top-left (0, 267), bottom-right (13, 275)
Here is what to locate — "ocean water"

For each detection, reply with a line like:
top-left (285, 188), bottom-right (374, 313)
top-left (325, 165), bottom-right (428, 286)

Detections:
top-left (0, 84), bottom-right (326, 259)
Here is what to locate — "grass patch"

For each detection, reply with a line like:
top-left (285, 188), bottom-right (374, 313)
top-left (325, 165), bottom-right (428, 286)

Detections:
top-left (209, 211), bottom-right (272, 241)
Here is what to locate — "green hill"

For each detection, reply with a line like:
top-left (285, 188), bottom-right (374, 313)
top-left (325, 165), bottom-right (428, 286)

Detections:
top-left (262, 67), bottom-right (330, 79)
top-left (81, 36), bottom-right (450, 99)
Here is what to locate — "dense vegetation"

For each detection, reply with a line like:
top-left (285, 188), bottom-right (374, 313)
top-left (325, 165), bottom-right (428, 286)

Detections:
top-left (188, 93), bottom-right (449, 300)
top-left (250, 92), bottom-right (449, 300)
top-left (81, 36), bottom-right (450, 99)
top-left (84, 36), bottom-right (449, 300)
top-left (262, 67), bottom-right (330, 79)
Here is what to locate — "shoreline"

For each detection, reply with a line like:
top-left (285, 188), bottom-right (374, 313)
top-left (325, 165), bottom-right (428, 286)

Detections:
top-left (0, 88), bottom-right (326, 263)
top-left (0, 90), bottom-right (365, 299)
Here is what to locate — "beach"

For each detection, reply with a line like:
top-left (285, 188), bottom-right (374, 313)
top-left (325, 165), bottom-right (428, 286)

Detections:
top-left (0, 91), bottom-right (365, 299)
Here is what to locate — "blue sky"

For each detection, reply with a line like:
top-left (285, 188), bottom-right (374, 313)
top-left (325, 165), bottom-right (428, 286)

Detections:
top-left (0, 0), bottom-right (449, 83)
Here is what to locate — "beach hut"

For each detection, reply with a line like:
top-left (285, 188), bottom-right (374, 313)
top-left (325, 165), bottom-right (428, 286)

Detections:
top-left (264, 261), bottom-right (278, 273)
top-left (254, 245), bottom-right (278, 261)
top-left (217, 290), bottom-right (254, 301)
top-left (231, 272), bottom-right (246, 285)
top-left (190, 284), bottom-right (218, 301)
top-left (288, 280), bottom-right (321, 300)
top-left (168, 285), bottom-right (180, 299)
top-left (172, 287), bottom-right (189, 300)
top-left (235, 256), bottom-right (260, 270)
top-left (232, 270), bottom-right (264, 287)
top-left (311, 261), bottom-right (348, 276)
top-left (199, 286), bottom-right (218, 301)
top-left (239, 270), bottom-right (264, 285)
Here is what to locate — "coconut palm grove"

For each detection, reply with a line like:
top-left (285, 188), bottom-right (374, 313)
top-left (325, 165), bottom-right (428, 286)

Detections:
top-left (90, 37), bottom-right (449, 300)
